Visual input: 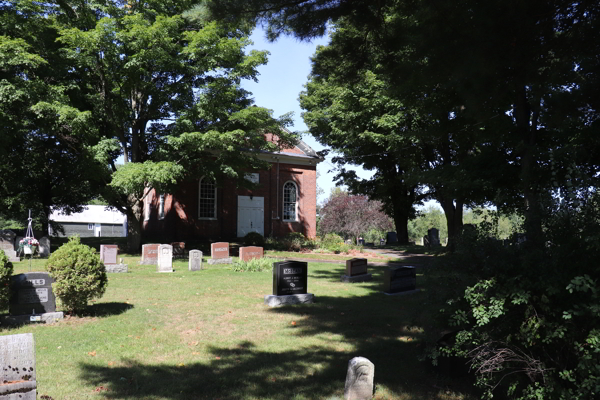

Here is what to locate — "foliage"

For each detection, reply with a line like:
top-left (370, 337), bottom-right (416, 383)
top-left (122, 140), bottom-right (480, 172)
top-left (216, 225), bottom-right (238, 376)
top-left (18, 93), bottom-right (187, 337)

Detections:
top-left (264, 233), bottom-right (315, 252)
top-left (243, 232), bottom-right (265, 246)
top-left (433, 196), bottom-right (600, 399)
top-left (232, 256), bottom-right (275, 272)
top-left (0, 250), bottom-right (13, 311)
top-left (319, 191), bottom-right (393, 243)
top-left (45, 236), bottom-right (108, 313)
top-left (408, 206), bottom-right (448, 243)
top-left (320, 233), bottom-right (344, 248)
top-left (362, 228), bottom-right (388, 244)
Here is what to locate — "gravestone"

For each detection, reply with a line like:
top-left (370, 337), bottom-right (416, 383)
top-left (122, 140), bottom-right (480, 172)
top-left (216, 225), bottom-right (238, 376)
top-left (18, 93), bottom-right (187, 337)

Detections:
top-left (0, 230), bottom-right (19, 262)
top-left (171, 242), bottom-right (185, 259)
top-left (188, 250), bottom-right (203, 271)
top-left (140, 244), bottom-right (160, 265)
top-left (386, 232), bottom-right (398, 244)
top-left (100, 244), bottom-right (128, 273)
top-left (3, 272), bottom-right (63, 324)
top-left (0, 333), bottom-right (37, 400)
top-left (383, 266), bottom-right (419, 295)
top-left (157, 244), bottom-right (173, 273)
top-left (341, 258), bottom-right (372, 283)
top-left (207, 242), bottom-right (232, 265)
top-left (239, 246), bottom-right (263, 262)
top-left (344, 357), bottom-right (375, 400)
top-left (14, 236), bottom-right (23, 251)
top-left (423, 235), bottom-right (429, 247)
top-left (265, 261), bottom-right (314, 307)
top-left (428, 228), bottom-right (441, 247)
top-left (38, 236), bottom-right (50, 257)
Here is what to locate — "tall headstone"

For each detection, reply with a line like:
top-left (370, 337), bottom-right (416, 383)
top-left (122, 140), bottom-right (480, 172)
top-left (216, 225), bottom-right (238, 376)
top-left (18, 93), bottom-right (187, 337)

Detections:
top-left (344, 357), bottom-right (375, 400)
top-left (188, 250), bottom-right (203, 271)
top-left (38, 236), bottom-right (50, 257)
top-left (207, 242), bottom-right (232, 265)
top-left (239, 246), bottom-right (263, 262)
top-left (0, 333), bottom-right (37, 400)
top-left (140, 244), bottom-right (160, 265)
top-left (157, 244), bottom-right (173, 272)
top-left (428, 228), bottom-right (441, 247)
top-left (386, 232), bottom-right (398, 245)
top-left (383, 266), bottom-right (419, 295)
top-left (0, 230), bottom-right (19, 262)
top-left (341, 258), bottom-right (372, 283)
top-left (265, 261), bottom-right (314, 307)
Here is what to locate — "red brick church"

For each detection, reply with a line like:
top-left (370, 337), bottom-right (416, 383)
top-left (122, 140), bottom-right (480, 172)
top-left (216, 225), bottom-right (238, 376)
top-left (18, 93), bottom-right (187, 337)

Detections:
top-left (141, 137), bottom-right (322, 241)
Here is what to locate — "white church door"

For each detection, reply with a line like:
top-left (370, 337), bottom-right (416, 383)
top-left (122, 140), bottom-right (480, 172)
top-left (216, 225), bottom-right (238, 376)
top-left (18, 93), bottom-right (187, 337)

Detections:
top-left (237, 196), bottom-right (264, 237)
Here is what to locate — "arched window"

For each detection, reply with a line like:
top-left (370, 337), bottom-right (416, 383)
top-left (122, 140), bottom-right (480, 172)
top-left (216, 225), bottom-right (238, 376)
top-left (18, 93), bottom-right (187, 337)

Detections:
top-left (198, 177), bottom-right (217, 219)
top-left (283, 181), bottom-right (298, 221)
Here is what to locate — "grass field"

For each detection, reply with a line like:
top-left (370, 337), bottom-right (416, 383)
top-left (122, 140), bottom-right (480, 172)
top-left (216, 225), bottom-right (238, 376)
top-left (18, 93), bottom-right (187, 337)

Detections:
top-left (2, 253), bottom-right (476, 400)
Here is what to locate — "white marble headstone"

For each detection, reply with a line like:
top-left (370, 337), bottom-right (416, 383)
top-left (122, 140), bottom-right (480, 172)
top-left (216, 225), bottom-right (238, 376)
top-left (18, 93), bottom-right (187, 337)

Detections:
top-left (157, 244), bottom-right (173, 273)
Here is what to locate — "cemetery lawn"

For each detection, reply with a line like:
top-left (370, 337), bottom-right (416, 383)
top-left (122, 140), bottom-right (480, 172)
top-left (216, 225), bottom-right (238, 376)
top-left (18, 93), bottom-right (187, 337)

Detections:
top-left (2, 256), bottom-right (477, 400)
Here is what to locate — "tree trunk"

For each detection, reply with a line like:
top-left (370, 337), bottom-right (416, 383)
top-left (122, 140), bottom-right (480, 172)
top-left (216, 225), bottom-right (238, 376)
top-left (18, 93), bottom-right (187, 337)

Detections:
top-left (391, 185), bottom-right (415, 245)
top-left (126, 195), bottom-right (142, 253)
top-left (439, 198), bottom-right (464, 252)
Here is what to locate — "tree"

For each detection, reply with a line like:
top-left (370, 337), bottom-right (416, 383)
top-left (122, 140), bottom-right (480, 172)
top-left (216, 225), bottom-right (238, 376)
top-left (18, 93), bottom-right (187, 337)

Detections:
top-left (2, 0), bottom-right (296, 250)
top-left (319, 190), bottom-right (393, 244)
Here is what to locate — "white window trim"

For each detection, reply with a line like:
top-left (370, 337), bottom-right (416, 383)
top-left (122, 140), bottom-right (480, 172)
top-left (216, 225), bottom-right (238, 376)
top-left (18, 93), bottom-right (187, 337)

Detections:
top-left (283, 180), bottom-right (299, 222)
top-left (198, 177), bottom-right (217, 220)
top-left (158, 194), bottom-right (165, 220)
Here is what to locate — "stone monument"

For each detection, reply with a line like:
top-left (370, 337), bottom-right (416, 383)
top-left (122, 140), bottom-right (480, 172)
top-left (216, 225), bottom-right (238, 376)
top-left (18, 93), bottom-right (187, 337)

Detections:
top-left (341, 258), bottom-right (372, 283)
top-left (386, 231), bottom-right (398, 245)
top-left (157, 244), bottom-right (173, 272)
top-left (239, 246), bottom-right (263, 262)
top-left (140, 244), bottom-right (160, 265)
top-left (383, 266), bottom-right (419, 295)
top-left (0, 333), bottom-right (37, 400)
top-left (428, 228), bottom-right (441, 247)
top-left (38, 236), bottom-right (51, 257)
top-left (344, 357), bottom-right (375, 400)
top-left (265, 261), bottom-right (314, 307)
top-left (100, 244), bottom-right (128, 273)
top-left (0, 230), bottom-right (19, 262)
top-left (2, 273), bottom-right (64, 324)
top-left (207, 242), bottom-right (232, 265)
top-left (188, 250), bottom-right (203, 271)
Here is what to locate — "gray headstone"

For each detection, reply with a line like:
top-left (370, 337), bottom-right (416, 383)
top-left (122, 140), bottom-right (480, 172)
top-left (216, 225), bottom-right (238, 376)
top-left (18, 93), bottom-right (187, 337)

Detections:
top-left (0, 333), bottom-right (37, 400)
top-left (38, 237), bottom-right (50, 257)
top-left (428, 228), bottom-right (440, 246)
top-left (344, 357), bottom-right (374, 400)
top-left (9, 273), bottom-right (57, 315)
top-left (157, 244), bottom-right (173, 273)
top-left (0, 230), bottom-right (19, 262)
top-left (386, 232), bottom-right (398, 244)
top-left (188, 250), bottom-right (203, 271)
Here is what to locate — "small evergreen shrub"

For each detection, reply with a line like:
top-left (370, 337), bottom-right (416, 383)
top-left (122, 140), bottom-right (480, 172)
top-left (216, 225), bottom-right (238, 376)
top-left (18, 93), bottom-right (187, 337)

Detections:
top-left (45, 236), bottom-right (108, 313)
top-left (233, 257), bottom-right (277, 272)
top-left (321, 233), bottom-right (344, 248)
top-left (243, 232), bottom-right (265, 246)
top-left (0, 250), bottom-right (13, 311)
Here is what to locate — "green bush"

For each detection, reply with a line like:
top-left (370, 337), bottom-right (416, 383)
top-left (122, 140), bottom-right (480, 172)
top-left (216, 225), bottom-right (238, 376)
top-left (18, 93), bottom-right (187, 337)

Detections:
top-left (264, 233), bottom-right (316, 252)
top-left (243, 232), bottom-right (265, 246)
top-left (0, 250), bottom-right (13, 311)
top-left (233, 257), bottom-right (277, 272)
top-left (321, 233), bottom-right (344, 248)
top-left (45, 236), bottom-right (108, 314)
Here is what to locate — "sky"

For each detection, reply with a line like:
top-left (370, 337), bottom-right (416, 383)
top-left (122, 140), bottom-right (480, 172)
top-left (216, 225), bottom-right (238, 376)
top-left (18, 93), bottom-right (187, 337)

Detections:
top-left (240, 28), bottom-right (375, 204)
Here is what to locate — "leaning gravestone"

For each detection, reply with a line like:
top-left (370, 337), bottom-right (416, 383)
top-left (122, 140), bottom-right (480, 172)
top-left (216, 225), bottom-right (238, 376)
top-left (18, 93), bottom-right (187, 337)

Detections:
top-left (188, 250), bottom-right (203, 271)
top-left (0, 230), bottom-right (19, 262)
top-left (157, 244), bottom-right (173, 273)
top-left (383, 266), bottom-right (419, 295)
top-left (239, 246), bottom-right (263, 262)
top-left (140, 244), bottom-right (160, 265)
top-left (265, 260), bottom-right (314, 307)
top-left (38, 236), bottom-right (50, 257)
top-left (344, 357), bottom-right (375, 400)
top-left (341, 258), bottom-right (372, 283)
top-left (0, 333), bottom-right (37, 400)
top-left (100, 244), bottom-right (128, 273)
top-left (3, 273), bottom-right (63, 324)
top-left (207, 242), bottom-right (232, 265)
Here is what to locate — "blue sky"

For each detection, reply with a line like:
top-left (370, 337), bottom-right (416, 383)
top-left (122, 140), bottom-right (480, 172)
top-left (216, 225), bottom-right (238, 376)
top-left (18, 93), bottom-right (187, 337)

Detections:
top-left (240, 28), bottom-right (374, 204)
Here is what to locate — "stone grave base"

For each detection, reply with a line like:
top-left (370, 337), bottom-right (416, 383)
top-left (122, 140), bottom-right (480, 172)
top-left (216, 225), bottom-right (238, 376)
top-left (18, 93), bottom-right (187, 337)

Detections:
top-left (383, 289), bottom-right (421, 296)
top-left (139, 259), bottom-right (157, 265)
top-left (207, 257), bottom-right (232, 265)
top-left (0, 380), bottom-right (37, 400)
top-left (0, 312), bottom-right (64, 326)
top-left (105, 263), bottom-right (128, 273)
top-left (341, 273), bottom-right (373, 283)
top-left (264, 293), bottom-right (315, 307)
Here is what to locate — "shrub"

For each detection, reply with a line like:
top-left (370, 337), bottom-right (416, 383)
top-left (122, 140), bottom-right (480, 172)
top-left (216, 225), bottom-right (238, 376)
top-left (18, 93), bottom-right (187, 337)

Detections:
top-left (0, 250), bottom-right (13, 311)
top-left (243, 232), bottom-right (265, 246)
top-left (321, 233), bottom-right (343, 248)
top-left (45, 236), bottom-right (108, 314)
top-left (233, 257), bottom-right (277, 272)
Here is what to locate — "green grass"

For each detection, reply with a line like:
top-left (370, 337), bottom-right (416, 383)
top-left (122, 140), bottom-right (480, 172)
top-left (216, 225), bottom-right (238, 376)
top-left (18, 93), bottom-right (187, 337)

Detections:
top-left (2, 254), bottom-right (477, 400)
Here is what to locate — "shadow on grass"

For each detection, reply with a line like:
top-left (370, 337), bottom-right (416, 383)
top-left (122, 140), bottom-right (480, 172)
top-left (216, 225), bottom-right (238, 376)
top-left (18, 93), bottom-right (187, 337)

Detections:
top-left (78, 289), bottom-right (476, 399)
top-left (79, 302), bottom-right (134, 318)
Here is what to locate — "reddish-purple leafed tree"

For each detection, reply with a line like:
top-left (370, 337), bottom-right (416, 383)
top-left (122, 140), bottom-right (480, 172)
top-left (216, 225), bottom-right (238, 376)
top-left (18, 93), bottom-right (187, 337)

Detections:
top-left (320, 192), bottom-right (393, 244)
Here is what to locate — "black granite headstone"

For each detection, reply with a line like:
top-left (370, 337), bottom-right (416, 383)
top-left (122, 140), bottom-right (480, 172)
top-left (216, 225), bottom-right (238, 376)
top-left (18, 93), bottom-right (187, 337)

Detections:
top-left (9, 272), bottom-right (57, 315)
top-left (383, 267), bottom-right (416, 293)
top-left (386, 232), bottom-right (398, 244)
top-left (273, 261), bottom-right (308, 296)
